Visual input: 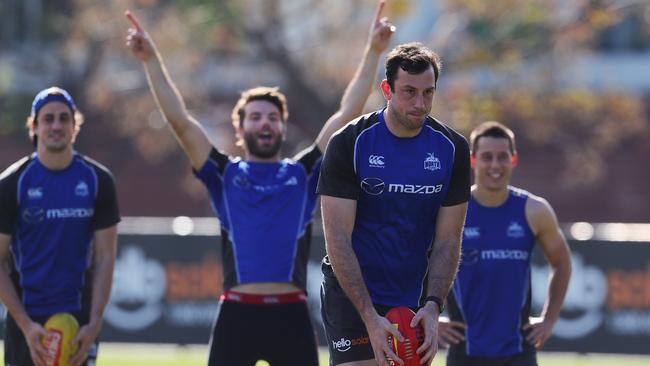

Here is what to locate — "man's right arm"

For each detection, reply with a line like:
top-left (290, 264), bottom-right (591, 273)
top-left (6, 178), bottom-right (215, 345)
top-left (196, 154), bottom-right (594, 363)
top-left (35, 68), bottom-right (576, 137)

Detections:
top-left (0, 233), bottom-right (49, 366)
top-left (321, 195), bottom-right (402, 366)
top-left (125, 11), bottom-right (212, 170)
top-left (522, 195), bottom-right (572, 349)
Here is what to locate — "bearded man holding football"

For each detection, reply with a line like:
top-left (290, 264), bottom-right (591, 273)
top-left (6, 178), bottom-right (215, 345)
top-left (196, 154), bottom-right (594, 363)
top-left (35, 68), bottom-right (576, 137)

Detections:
top-left (318, 41), bottom-right (470, 365)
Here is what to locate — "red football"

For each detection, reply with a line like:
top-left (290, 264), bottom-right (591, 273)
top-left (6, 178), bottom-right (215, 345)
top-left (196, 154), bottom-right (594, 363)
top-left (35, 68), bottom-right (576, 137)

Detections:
top-left (385, 306), bottom-right (424, 366)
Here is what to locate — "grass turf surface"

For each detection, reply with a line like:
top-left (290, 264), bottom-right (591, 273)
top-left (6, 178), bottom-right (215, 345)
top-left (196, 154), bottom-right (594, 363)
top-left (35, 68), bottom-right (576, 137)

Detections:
top-left (4, 343), bottom-right (648, 366)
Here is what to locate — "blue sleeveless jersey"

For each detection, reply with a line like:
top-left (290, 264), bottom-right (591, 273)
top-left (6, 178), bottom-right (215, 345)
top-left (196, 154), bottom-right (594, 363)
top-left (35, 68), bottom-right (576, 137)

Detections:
top-left (194, 145), bottom-right (321, 290)
top-left (317, 110), bottom-right (470, 307)
top-left (0, 153), bottom-right (120, 317)
top-left (448, 187), bottom-right (536, 357)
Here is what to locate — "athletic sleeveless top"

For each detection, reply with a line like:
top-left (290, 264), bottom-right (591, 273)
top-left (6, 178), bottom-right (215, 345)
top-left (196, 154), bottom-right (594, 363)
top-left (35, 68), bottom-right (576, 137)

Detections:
top-left (448, 187), bottom-right (536, 357)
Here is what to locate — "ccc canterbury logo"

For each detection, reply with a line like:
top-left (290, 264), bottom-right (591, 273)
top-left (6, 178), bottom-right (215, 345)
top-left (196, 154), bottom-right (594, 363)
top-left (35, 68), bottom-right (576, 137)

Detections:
top-left (368, 155), bottom-right (384, 167)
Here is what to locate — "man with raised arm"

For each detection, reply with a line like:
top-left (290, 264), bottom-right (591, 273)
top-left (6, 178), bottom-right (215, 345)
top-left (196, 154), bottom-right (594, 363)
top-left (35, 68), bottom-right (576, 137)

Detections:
top-left (125, 2), bottom-right (394, 364)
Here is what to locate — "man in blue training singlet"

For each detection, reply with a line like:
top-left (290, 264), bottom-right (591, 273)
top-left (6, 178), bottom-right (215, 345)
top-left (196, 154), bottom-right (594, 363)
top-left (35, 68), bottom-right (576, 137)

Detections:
top-left (318, 42), bottom-right (471, 365)
top-left (0, 87), bottom-right (120, 366)
top-left (438, 121), bottom-right (572, 366)
top-left (125, 1), bottom-right (395, 364)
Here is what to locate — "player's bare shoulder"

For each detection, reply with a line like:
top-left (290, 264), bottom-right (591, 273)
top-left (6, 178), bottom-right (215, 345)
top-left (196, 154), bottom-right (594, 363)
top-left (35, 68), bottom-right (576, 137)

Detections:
top-left (524, 190), bottom-right (560, 236)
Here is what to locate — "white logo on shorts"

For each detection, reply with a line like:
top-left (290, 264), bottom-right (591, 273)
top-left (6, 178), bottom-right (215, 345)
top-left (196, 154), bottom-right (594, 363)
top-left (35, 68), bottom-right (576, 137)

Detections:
top-left (332, 338), bottom-right (352, 352)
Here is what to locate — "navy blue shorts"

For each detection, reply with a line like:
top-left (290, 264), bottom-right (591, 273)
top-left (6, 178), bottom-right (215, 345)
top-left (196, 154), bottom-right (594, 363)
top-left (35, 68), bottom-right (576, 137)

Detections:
top-left (320, 262), bottom-right (396, 365)
top-left (207, 291), bottom-right (319, 365)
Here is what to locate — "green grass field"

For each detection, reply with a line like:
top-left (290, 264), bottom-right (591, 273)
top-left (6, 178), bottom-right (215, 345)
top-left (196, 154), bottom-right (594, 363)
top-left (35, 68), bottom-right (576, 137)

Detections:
top-left (5, 343), bottom-right (647, 366)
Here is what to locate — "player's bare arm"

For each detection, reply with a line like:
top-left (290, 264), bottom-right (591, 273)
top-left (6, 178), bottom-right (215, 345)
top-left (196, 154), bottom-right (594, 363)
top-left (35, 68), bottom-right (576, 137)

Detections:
top-left (0, 233), bottom-right (49, 366)
top-left (522, 195), bottom-right (572, 350)
top-left (125, 11), bottom-right (212, 170)
top-left (315, 0), bottom-right (395, 152)
top-left (415, 202), bottom-right (467, 363)
top-left (69, 225), bottom-right (117, 366)
top-left (321, 195), bottom-right (404, 366)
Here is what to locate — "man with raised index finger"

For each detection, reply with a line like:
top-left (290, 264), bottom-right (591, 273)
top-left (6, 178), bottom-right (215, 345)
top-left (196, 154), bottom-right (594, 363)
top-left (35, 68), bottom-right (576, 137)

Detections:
top-left (125, 1), bottom-right (395, 364)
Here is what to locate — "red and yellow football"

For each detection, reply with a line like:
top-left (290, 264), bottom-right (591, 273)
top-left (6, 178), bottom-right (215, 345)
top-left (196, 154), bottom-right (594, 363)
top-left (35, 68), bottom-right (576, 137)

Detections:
top-left (386, 306), bottom-right (424, 366)
top-left (42, 312), bottom-right (79, 366)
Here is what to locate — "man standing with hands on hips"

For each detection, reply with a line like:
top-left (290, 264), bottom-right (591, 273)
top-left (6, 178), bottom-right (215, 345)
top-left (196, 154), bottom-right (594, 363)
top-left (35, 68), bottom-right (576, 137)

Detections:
top-left (438, 121), bottom-right (571, 366)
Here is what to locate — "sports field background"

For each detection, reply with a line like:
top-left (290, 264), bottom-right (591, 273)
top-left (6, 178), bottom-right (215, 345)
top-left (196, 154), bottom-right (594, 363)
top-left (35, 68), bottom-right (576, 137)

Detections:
top-left (2, 343), bottom-right (649, 366)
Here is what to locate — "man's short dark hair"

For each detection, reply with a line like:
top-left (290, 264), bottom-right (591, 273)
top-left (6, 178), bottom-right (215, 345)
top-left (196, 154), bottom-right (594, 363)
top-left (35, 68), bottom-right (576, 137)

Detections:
top-left (469, 121), bottom-right (517, 156)
top-left (385, 42), bottom-right (442, 91)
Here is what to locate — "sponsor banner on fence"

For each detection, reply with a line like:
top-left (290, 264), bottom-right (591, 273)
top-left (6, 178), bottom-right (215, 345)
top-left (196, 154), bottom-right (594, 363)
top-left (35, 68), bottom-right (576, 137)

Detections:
top-left (101, 235), bottom-right (222, 343)
top-left (531, 240), bottom-right (650, 354)
top-left (1, 232), bottom-right (648, 354)
top-left (100, 234), bottom-right (327, 344)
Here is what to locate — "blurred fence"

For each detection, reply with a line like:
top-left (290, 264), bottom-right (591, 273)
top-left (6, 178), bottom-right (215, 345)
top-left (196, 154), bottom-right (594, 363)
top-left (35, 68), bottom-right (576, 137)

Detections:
top-left (0, 218), bottom-right (649, 354)
top-left (532, 223), bottom-right (650, 355)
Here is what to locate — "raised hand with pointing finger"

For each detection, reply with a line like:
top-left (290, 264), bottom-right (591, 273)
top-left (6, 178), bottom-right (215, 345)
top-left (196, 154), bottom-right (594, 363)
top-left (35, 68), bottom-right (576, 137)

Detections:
top-left (125, 11), bottom-right (155, 63)
top-left (369, 0), bottom-right (396, 53)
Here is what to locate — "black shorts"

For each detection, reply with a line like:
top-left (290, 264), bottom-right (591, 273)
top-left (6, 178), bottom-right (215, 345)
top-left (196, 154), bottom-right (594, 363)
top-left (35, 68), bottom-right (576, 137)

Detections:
top-left (4, 311), bottom-right (99, 366)
top-left (320, 263), bottom-right (396, 365)
top-left (207, 291), bottom-right (319, 366)
top-left (447, 346), bottom-right (538, 366)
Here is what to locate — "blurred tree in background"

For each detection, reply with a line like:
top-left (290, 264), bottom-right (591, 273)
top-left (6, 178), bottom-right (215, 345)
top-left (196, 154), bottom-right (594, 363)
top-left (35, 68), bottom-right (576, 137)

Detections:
top-left (428, 0), bottom-right (648, 187)
top-left (0, 0), bottom-right (648, 220)
top-left (427, 0), bottom-right (650, 220)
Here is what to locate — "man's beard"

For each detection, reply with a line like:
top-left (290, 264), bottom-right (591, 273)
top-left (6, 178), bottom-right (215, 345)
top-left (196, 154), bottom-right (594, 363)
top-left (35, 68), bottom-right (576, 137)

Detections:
top-left (244, 133), bottom-right (282, 159)
top-left (391, 107), bottom-right (427, 131)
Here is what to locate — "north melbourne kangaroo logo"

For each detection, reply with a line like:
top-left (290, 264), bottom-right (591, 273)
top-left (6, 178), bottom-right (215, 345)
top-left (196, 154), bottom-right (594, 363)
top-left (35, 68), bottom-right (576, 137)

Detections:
top-left (507, 221), bottom-right (525, 238)
top-left (75, 181), bottom-right (89, 197)
top-left (424, 153), bottom-right (441, 171)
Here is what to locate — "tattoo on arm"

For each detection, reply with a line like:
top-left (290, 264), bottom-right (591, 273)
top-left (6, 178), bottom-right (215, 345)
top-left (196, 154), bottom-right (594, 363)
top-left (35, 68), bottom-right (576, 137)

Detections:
top-left (427, 237), bottom-right (461, 299)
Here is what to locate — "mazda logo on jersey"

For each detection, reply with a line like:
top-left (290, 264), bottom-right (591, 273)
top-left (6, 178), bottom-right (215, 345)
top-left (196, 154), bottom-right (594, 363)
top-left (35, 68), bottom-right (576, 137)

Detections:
top-left (22, 207), bottom-right (45, 224)
top-left (360, 177), bottom-right (385, 195)
top-left (461, 248), bottom-right (480, 265)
